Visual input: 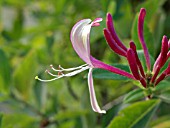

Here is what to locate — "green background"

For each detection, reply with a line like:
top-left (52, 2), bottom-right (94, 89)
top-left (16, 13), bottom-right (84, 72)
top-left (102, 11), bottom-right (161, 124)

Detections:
top-left (0, 0), bottom-right (170, 127)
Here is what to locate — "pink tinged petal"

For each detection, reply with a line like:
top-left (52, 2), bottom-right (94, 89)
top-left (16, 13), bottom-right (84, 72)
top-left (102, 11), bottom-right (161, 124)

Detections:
top-left (106, 13), bottom-right (127, 52)
top-left (167, 51), bottom-right (170, 59)
top-left (104, 28), bottom-right (127, 57)
top-left (151, 36), bottom-right (169, 83)
top-left (138, 8), bottom-right (151, 71)
top-left (70, 18), bottom-right (102, 66)
top-left (168, 39), bottom-right (170, 48)
top-left (88, 68), bottom-right (106, 114)
top-left (130, 41), bottom-right (145, 78)
top-left (90, 56), bottom-right (135, 80)
top-left (155, 64), bottom-right (170, 86)
top-left (92, 18), bottom-right (103, 26)
top-left (151, 65), bottom-right (161, 84)
top-left (153, 54), bottom-right (161, 73)
top-left (159, 36), bottom-right (169, 67)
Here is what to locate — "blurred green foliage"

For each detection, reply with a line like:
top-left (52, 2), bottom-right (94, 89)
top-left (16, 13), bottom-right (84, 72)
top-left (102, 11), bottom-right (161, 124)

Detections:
top-left (0, 0), bottom-right (170, 127)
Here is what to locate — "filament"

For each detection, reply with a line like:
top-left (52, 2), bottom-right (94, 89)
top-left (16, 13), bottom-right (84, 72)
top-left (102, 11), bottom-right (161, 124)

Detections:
top-left (36, 65), bottom-right (90, 82)
top-left (50, 64), bottom-right (88, 72)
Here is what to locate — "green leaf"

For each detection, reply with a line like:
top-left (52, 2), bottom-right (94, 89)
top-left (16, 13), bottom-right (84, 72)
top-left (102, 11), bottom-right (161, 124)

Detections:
top-left (93, 64), bottom-right (130, 80)
top-left (13, 50), bottom-right (38, 99)
top-left (152, 120), bottom-right (170, 128)
top-left (136, 0), bottom-right (166, 23)
top-left (113, 1), bottom-right (133, 38)
top-left (108, 100), bottom-right (160, 128)
top-left (0, 49), bottom-right (11, 93)
top-left (157, 91), bottom-right (170, 104)
top-left (0, 114), bottom-right (3, 128)
top-left (59, 120), bottom-right (75, 128)
top-left (150, 115), bottom-right (170, 128)
top-left (131, 14), bottom-right (155, 57)
top-left (136, 50), bottom-right (155, 72)
top-left (102, 103), bottom-right (122, 127)
top-left (154, 80), bottom-right (170, 94)
top-left (54, 0), bottom-right (67, 13)
top-left (1, 114), bottom-right (38, 128)
top-left (123, 88), bottom-right (145, 103)
top-left (55, 110), bottom-right (88, 121)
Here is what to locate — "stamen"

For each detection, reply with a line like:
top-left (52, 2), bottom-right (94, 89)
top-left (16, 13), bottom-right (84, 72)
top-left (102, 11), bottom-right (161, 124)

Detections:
top-left (45, 69), bottom-right (60, 77)
top-left (50, 64), bottom-right (88, 72)
top-left (63, 66), bottom-right (89, 76)
top-left (35, 65), bottom-right (90, 82)
top-left (35, 75), bottom-right (63, 82)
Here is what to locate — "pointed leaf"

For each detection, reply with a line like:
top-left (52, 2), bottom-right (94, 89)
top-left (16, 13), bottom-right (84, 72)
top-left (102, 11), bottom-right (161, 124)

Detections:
top-left (13, 51), bottom-right (38, 99)
top-left (108, 100), bottom-right (160, 128)
top-left (0, 49), bottom-right (11, 93)
top-left (154, 80), bottom-right (170, 93)
top-left (136, 0), bottom-right (166, 23)
top-left (0, 114), bottom-right (3, 128)
top-left (157, 90), bottom-right (170, 104)
top-left (102, 103), bottom-right (122, 127)
top-left (123, 88), bottom-right (145, 103)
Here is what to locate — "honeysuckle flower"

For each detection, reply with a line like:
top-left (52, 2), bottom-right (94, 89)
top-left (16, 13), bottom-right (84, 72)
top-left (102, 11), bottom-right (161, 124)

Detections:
top-left (36, 7), bottom-right (170, 113)
top-left (104, 8), bottom-right (170, 89)
top-left (36, 18), bottom-right (135, 114)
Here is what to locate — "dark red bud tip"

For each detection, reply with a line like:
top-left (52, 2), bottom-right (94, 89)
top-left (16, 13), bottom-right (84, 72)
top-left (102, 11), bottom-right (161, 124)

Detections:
top-left (140, 8), bottom-right (146, 16)
top-left (139, 8), bottom-right (146, 24)
top-left (106, 13), bottom-right (113, 28)
top-left (130, 41), bottom-right (136, 50)
top-left (127, 48), bottom-right (141, 80)
top-left (106, 13), bottom-right (112, 21)
top-left (106, 13), bottom-right (127, 52)
top-left (162, 35), bottom-right (168, 52)
top-left (159, 36), bottom-right (169, 67)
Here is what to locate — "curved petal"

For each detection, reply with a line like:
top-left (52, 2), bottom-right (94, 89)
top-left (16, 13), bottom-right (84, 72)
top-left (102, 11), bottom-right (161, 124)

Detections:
top-left (70, 18), bottom-right (102, 65)
top-left (88, 68), bottom-right (106, 114)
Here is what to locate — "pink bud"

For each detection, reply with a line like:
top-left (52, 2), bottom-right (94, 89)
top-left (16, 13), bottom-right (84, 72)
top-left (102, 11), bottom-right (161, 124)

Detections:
top-left (130, 41), bottom-right (145, 78)
top-left (138, 8), bottom-right (151, 71)
top-left (104, 28), bottom-right (127, 57)
top-left (127, 48), bottom-right (140, 80)
top-left (106, 13), bottom-right (127, 52)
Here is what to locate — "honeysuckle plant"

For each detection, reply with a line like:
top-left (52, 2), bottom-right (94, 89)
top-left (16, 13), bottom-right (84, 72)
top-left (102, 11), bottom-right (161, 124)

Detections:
top-left (36, 8), bottom-right (170, 114)
top-left (104, 8), bottom-right (170, 88)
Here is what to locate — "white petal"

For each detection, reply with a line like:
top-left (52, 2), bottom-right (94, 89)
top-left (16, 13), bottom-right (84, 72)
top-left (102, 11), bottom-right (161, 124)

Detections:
top-left (70, 19), bottom-right (92, 65)
top-left (70, 18), bottom-right (102, 66)
top-left (88, 68), bottom-right (106, 114)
